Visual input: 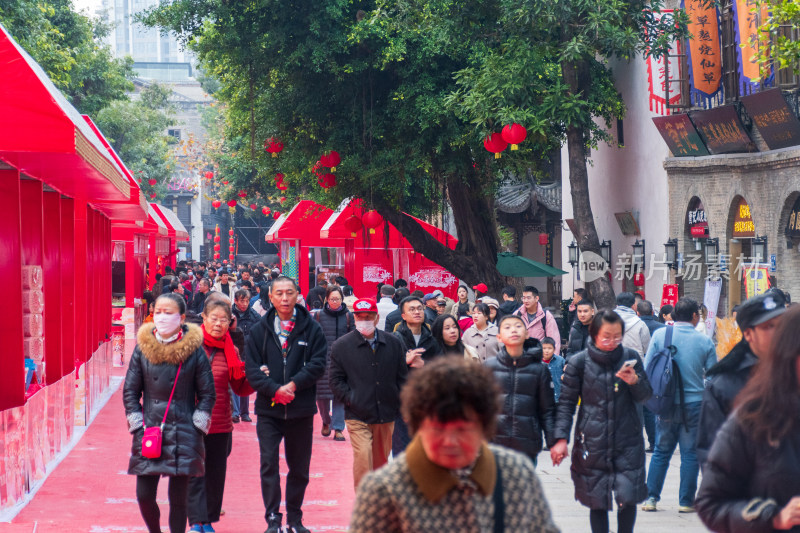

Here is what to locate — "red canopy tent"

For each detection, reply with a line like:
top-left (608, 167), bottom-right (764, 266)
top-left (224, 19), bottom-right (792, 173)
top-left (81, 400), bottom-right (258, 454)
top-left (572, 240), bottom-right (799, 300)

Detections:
top-left (151, 203), bottom-right (190, 274)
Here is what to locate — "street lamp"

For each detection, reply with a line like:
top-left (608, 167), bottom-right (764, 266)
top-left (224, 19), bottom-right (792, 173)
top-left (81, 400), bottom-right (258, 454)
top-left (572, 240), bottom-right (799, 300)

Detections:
top-left (568, 241), bottom-right (579, 266)
top-left (600, 240), bottom-right (612, 264)
top-left (704, 237), bottom-right (719, 265)
top-left (664, 238), bottom-right (678, 269)
top-left (752, 235), bottom-right (768, 264)
top-left (632, 239), bottom-right (646, 271)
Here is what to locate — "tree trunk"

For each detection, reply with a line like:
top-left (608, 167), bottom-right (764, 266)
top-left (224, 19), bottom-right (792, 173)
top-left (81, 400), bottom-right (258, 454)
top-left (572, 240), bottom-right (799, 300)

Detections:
top-left (562, 60), bottom-right (616, 309)
top-left (374, 170), bottom-right (506, 293)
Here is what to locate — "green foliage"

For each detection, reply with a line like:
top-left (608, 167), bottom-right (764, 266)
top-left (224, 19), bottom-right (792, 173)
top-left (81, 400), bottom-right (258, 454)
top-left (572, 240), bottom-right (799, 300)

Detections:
top-left (751, 0), bottom-right (800, 78)
top-left (0, 0), bottom-right (134, 116)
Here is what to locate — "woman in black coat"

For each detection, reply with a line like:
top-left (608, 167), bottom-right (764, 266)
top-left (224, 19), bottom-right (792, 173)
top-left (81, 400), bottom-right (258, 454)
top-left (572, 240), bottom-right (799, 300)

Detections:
top-left (696, 305), bottom-right (800, 532)
top-left (123, 293), bottom-right (216, 533)
top-left (550, 309), bottom-right (652, 533)
top-left (312, 286), bottom-right (354, 441)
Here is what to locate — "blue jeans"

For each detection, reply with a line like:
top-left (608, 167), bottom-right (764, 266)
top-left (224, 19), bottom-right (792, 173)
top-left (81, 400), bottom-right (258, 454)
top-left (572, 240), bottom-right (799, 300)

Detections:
top-left (645, 401), bottom-right (702, 507)
top-left (316, 398), bottom-right (345, 431)
top-left (231, 387), bottom-right (240, 417)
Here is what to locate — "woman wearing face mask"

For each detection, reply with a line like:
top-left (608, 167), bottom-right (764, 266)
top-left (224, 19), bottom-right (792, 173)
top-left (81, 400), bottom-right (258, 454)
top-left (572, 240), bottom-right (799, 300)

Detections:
top-left (431, 314), bottom-right (479, 362)
top-left (311, 286), bottom-right (355, 441)
top-left (123, 293), bottom-right (216, 533)
top-left (187, 297), bottom-right (254, 533)
top-left (550, 309), bottom-right (653, 533)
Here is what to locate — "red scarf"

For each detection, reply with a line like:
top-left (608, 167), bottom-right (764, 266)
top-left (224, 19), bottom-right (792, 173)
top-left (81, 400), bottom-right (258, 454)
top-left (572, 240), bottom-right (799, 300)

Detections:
top-left (201, 325), bottom-right (246, 380)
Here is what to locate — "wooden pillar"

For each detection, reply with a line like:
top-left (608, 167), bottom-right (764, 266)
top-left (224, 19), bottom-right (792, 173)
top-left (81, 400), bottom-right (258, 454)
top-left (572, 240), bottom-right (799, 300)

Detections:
top-left (0, 169), bottom-right (25, 409)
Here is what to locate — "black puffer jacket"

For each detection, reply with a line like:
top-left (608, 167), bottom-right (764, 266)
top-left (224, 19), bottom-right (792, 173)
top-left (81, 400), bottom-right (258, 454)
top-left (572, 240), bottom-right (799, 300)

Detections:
top-left (696, 339), bottom-right (758, 468)
top-left (123, 323), bottom-right (216, 477)
top-left (696, 415), bottom-right (800, 532)
top-left (485, 339), bottom-right (556, 460)
top-left (394, 321), bottom-right (441, 363)
top-left (245, 304), bottom-right (327, 419)
top-left (311, 303), bottom-right (354, 401)
top-left (565, 321), bottom-right (590, 360)
top-left (554, 341), bottom-right (652, 510)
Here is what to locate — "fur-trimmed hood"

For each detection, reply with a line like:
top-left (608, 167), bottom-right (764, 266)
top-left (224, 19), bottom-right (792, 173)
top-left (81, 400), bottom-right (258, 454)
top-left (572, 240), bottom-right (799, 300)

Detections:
top-left (137, 322), bottom-right (204, 365)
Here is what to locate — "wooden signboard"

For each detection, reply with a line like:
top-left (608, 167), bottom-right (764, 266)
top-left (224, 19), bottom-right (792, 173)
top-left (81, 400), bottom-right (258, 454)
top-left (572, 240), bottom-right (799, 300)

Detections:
top-left (689, 105), bottom-right (758, 155)
top-left (741, 89), bottom-right (800, 150)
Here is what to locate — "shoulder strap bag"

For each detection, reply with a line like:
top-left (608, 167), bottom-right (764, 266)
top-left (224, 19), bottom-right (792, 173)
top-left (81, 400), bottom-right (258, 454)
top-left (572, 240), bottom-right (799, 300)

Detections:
top-left (142, 362), bottom-right (182, 459)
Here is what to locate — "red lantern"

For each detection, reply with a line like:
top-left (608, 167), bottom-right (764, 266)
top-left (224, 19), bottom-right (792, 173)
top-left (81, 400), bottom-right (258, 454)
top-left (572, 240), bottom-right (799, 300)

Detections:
top-left (213, 253), bottom-right (220, 260)
top-left (229, 238), bottom-right (235, 244)
top-left (229, 246), bottom-right (234, 252)
top-left (223, 259), bottom-right (229, 264)
top-left (483, 133), bottom-right (507, 159)
top-left (320, 150), bottom-right (341, 171)
top-left (238, 190), bottom-right (248, 198)
top-left (274, 172), bottom-right (284, 183)
top-left (273, 211), bottom-right (281, 219)
top-left (344, 215), bottom-right (362, 237)
top-left (212, 200), bottom-right (222, 209)
top-left (149, 192), bottom-right (157, 199)
top-left (213, 244), bottom-right (221, 252)
top-left (262, 206), bottom-right (271, 215)
top-left (213, 235), bottom-right (220, 243)
top-left (633, 272), bottom-right (645, 287)
top-left (204, 171), bottom-right (214, 180)
top-left (229, 229), bottom-right (234, 236)
top-left (318, 173), bottom-right (336, 189)
top-left (279, 197), bottom-right (287, 203)
top-left (264, 138), bottom-right (284, 157)
top-left (250, 203), bottom-right (257, 210)
top-left (501, 123), bottom-right (528, 150)
top-left (148, 178), bottom-right (157, 186)
top-left (362, 210), bottom-right (383, 234)
top-left (277, 182), bottom-right (288, 191)
top-left (229, 255), bottom-right (234, 261)
top-left (538, 233), bottom-right (549, 245)
top-left (227, 199), bottom-right (237, 208)
top-left (222, 180), bottom-right (229, 185)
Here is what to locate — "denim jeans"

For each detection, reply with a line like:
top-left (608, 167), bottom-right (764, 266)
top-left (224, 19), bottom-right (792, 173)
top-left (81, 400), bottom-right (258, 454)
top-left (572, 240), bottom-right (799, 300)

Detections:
top-left (645, 401), bottom-right (702, 507)
top-left (230, 387), bottom-right (240, 417)
top-left (316, 399), bottom-right (345, 431)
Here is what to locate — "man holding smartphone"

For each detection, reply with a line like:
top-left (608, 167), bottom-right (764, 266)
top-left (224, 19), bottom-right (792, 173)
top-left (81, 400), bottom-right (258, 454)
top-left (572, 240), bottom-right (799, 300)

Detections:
top-left (392, 296), bottom-right (441, 454)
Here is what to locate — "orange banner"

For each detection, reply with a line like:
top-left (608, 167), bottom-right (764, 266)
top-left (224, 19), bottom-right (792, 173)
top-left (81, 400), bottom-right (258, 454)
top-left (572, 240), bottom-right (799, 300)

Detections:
top-left (686, 0), bottom-right (722, 96)
top-left (735, 0), bottom-right (769, 82)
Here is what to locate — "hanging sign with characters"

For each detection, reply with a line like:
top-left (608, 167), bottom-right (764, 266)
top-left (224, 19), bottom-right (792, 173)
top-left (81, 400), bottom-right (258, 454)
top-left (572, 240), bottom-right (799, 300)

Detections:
top-left (732, 198), bottom-right (756, 238)
top-left (683, 0), bottom-right (723, 108)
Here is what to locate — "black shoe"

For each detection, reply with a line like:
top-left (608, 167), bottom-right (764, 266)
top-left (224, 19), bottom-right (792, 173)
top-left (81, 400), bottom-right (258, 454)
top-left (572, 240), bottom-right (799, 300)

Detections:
top-left (287, 520), bottom-right (311, 533)
top-left (241, 414), bottom-right (252, 422)
top-left (265, 513), bottom-right (282, 533)
top-left (321, 424), bottom-right (331, 437)
top-left (232, 415), bottom-right (241, 423)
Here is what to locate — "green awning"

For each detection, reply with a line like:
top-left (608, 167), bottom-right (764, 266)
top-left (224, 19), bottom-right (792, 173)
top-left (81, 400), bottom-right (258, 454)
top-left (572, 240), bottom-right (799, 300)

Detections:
top-left (496, 252), bottom-right (567, 278)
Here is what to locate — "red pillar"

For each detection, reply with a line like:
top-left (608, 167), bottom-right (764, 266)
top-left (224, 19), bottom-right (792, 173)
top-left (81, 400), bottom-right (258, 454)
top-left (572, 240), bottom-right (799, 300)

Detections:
top-left (0, 169), bottom-right (25, 409)
top-left (60, 198), bottom-right (76, 376)
top-left (125, 240), bottom-right (136, 307)
top-left (73, 202), bottom-right (87, 363)
top-left (148, 233), bottom-right (157, 290)
top-left (43, 191), bottom-right (63, 383)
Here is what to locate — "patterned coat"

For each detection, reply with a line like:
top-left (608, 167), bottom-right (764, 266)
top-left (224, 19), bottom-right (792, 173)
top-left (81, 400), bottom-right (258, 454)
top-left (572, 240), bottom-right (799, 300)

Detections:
top-left (349, 436), bottom-right (560, 533)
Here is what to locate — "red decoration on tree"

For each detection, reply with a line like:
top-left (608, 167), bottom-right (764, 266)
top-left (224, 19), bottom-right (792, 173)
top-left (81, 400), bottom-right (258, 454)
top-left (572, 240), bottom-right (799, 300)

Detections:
top-left (227, 199), bottom-right (238, 208)
top-left (222, 180), bottom-right (229, 185)
top-left (318, 173), bottom-right (336, 189)
top-left (279, 197), bottom-right (287, 203)
top-left (204, 171), bottom-right (214, 180)
top-left (264, 138), bottom-right (284, 157)
top-left (149, 192), bottom-right (157, 199)
top-left (238, 190), bottom-right (248, 198)
top-left (213, 244), bottom-right (221, 251)
top-left (212, 200), bottom-right (222, 209)
top-left (213, 235), bottom-right (221, 243)
top-left (501, 123), bottom-right (528, 150)
top-left (344, 215), bottom-right (362, 236)
top-left (362, 210), bottom-right (383, 235)
top-left (148, 178), bottom-right (157, 186)
top-left (250, 203), bottom-right (257, 210)
top-left (262, 206), bottom-right (271, 215)
top-left (274, 172), bottom-right (284, 183)
top-left (277, 182), bottom-right (288, 191)
top-left (320, 150), bottom-right (341, 171)
top-left (483, 133), bottom-right (507, 159)
top-left (273, 211), bottom-right (281, 219)
top-left (538, 233), bottom-right (549, 245)
top-left (633, 272), bottom-right (645, 287)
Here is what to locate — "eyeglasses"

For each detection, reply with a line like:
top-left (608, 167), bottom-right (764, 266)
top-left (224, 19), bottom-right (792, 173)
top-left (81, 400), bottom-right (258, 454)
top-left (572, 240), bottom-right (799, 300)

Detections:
top-left (205, 315), bottom-right (230, 325)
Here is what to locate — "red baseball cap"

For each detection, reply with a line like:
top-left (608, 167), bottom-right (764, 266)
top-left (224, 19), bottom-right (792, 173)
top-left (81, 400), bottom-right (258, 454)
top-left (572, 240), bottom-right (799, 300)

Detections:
top-left (472, 283), bottom-right (488, 294)
top-left (352, 298), bottom-right (378, 314)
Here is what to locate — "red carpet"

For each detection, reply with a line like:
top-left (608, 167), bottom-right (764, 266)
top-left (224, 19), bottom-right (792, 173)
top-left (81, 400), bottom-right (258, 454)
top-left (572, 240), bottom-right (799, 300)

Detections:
top-left (7, 369), bottom-right (355, 533)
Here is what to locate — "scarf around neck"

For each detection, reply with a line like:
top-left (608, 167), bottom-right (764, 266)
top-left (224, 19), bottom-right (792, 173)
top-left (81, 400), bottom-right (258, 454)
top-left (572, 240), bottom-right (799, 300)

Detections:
top-left (201, 324), bottom-right (245, 380)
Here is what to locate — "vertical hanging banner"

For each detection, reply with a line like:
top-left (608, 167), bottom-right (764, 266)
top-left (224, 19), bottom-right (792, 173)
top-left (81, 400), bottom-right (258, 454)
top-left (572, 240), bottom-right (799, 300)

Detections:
top-left (683, 0), bottom-right (723, 108)
top-left (647, 10), bottom-right (684, 115)
top-left (732, 0), bottom-right (771, 94)
top-left (703, 278), bottom-right (722, 338)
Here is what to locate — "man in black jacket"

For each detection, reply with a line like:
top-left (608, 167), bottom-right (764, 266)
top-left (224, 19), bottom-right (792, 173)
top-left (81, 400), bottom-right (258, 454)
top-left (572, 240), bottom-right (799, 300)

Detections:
top-left (391, 296), bottom-right (441, 454)
top-left (245, 276), bottom-right (327, 533)
top-left (499, 285), bottom-right (520, 316)
top-left (232, 288), bottom-right (260, 423)
top-left (565, 299), bottom-right (594, 360)
top-left (696, 290), bottom-right (786, 469)
top-left (329, 298), bottom-right (408, 490)
top-left (188, 278), bottom-right (211, 315)
top-left (636, 300), bottom-right (665, 335)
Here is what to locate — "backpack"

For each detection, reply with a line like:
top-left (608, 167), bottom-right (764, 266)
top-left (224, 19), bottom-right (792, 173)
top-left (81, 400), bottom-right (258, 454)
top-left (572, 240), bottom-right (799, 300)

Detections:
top-left (644, 326), bottom-right (686, 422)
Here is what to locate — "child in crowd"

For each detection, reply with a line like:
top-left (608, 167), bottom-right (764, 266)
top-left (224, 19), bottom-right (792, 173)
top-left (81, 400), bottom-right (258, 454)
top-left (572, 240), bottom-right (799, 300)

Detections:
top-left (485, 315), bottom-right (555, 465)
top-left (541, 337), bottom-right (565, 403)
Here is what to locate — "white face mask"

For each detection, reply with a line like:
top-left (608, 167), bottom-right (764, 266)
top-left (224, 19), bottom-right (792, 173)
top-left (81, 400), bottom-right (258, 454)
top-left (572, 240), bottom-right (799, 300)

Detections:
top-left (355, 320), bottom-right (376, 336)
top-left (153, 312), bottom-right (182, 337)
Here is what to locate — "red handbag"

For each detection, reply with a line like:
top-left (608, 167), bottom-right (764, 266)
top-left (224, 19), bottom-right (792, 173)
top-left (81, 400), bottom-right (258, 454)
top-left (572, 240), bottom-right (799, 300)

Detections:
top-left (142, 362), bottom-right (182, 459)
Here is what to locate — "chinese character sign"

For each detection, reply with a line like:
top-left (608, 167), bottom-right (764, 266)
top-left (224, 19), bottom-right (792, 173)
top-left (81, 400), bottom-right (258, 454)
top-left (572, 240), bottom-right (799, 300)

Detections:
top-left (661, 284), bottom-right (679, 307)
top-left (733, 0), bottom-right (770, 94)
top-left (744, 265), bottom-right (770, 298)
top-left (647, 11), bottom-right (684, 116)
top-left (684, 0), bottom-right (723, 107)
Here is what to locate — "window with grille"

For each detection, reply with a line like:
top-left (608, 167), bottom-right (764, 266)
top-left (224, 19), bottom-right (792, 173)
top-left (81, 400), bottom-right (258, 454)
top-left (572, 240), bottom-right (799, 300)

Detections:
top-left (720, 0), bottom-right (740, 103)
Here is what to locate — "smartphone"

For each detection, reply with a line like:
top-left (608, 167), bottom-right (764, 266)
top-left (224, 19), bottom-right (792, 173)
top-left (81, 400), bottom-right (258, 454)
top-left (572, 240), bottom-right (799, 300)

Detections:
top-left (622, 359), bottom-right (638, 369)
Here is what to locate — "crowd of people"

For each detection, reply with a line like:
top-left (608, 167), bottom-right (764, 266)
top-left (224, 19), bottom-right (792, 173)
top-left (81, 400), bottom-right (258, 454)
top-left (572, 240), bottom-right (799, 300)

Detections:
top-left (124, 259), bottom-right (799, 533)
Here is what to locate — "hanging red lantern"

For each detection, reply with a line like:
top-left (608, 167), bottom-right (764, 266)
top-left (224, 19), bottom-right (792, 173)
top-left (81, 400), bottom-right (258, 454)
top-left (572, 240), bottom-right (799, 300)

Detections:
top-left (238, 190), bottom-right (248, 198)
top-left (274, 172), bottom-right (284, 183)
top-left (213, 235), bottom-right (220, 243)
top-left (264, 138), bottom-right (284, 157)
top-left (362, 210), bottom-right (383, 234)
top-left (212, 200), bottom-right (222, 209)
top-left (148, 178), bottom-right (157, 186)
top-left (633, 272), bottom-right (645, 287)
top-left (229, 237), bottom-right (235, 244)
top-left (320, 151), bottom-right (341, 172)
top-left (279, 197), bottom-right (287, 203)
top-left (277, 182), bottom-right (288, 191)
top-left (229, 246), bottom-right (234, 252)
top-left (222, 180), bottom-right (229, 185)
top-left (538, 233), bottom-right (549, 245)
top-left (227, 199), bottom-right (237, 208)
top-left (262, 206), bottom-right (271, 215)
top-left (250, 203), bottom-right (257, 210)
top-left (229, 229), bottom-right (234, 236)
top-left (501, 123), bottom-right (528, 150)
top-left (273, 211), bottom-right (281, 219)
top-left (344, 215), bottom-right (362, 237)
top-left (229, 255), bottom-right (234, 261)
top-left (204, 171), bottom-right (214, 180)
top-left (213, 244), bottom-right (221, 251)
top-left (213, 253), bottom-right (220, 260)
top-left (318, 173), bottom-right (336, 189)
top-left (149, 192), bottom-right (157, 199)
top-left (483, 133), bottom-right (507, 159)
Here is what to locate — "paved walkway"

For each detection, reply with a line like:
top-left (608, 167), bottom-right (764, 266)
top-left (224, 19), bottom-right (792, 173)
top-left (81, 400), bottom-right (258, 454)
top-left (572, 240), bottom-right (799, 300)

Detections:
top-left (1, 367), bottom-right (708, 532)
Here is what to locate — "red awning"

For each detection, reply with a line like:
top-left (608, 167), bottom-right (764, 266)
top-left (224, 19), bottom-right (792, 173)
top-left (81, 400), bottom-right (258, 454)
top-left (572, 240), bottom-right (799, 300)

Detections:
top-left (0, 24), bottom-right (129, 207)
top-left (267, 200), bottom-right (345, 247)
top-left (150, 204), bottom-right (190, 242)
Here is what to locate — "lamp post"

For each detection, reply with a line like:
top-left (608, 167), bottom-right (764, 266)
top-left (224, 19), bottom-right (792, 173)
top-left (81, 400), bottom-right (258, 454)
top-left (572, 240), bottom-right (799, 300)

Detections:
top-left (600, 240), bottom-right (612, 264)
top-left (664, 238), bottom-right (678, 269)
top-left (752, 236), bottom-right (768, 264)
top-left (704, 237), bottom-right (719, 265)
top-left (632, 239), bottom-right (646, 272)
top-left (568, 240), bottom-right (579, 267)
